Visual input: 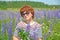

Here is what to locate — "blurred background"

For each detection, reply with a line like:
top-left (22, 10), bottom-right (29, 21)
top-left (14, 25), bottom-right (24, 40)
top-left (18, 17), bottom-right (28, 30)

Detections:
top-left (0, 0), bottom-right (60, 40)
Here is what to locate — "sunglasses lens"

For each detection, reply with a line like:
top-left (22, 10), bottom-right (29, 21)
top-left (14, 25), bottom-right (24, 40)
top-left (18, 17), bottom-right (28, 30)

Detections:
top-left (22, 14), bottom-right (24, 16)
top-left (22, 12), bottom-right (29, 16)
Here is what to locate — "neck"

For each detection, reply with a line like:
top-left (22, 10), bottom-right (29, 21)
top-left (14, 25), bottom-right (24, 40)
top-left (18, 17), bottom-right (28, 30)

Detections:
top-left (25, 18), bottom-right (34, 24)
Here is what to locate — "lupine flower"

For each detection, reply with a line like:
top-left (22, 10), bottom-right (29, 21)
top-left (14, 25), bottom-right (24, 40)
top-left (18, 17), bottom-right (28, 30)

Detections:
top-left (48, 11), bottom-right (51, 20)
top-left (34, 10), bottom-right (39, 19)
top-left (0, 11), bottom-right (3, 20)
top-left (1, 21), bottom-right (5, 40)
top-left (8, 21), bottom-right (12, 35)
top-left (54, 13), bottom-right (56, 21)
top-left (17, 12), bottom-right (20, 21)
top-left (57, 12), bottom-right (60, 19)
top-left (0, 15), bottom-right (4, 21)
top-left (8, 21), bottom-right (12, 40)
top-left (54, 11), bottom-right (58, 23)
top-left (49, 22), bottom-right (52, 35)
top-left (6, 22), bottom-right (9, 32)
top-left (58, 10), bottom-right (60, 18)
top-left (9, 13), bottom-right (14, 20)
top-left (16, 13), bottom-right (20, 25)
top-left (44, 33), bottom-right (47, 40)
top-left (43, 10), bottom-right (46, 20)
top-left (1, 21), bottom-right (5, 33)
top-left (26, 23), bottom-right (30, 32)
top-left (11, 13), bottom-right (14, 19)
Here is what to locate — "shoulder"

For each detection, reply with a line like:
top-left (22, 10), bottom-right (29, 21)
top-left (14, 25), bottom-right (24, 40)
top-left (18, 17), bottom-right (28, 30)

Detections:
top-left (16, 21), bottom-right (24, 28)
top-left (34, 21), bottom-right (42, 28)
top-left (17, 21), bottom-right (23, 25)
top-left (16, 21), bottom-right (27, 28)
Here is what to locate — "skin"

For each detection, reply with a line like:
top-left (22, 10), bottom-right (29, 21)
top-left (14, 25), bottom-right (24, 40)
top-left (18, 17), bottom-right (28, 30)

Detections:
top-left (13, 12), bottom-right (42, 40)
top-left (38, 38), bottom-right (42, 40)
top-left (13, 36), bottom-right (18, 40)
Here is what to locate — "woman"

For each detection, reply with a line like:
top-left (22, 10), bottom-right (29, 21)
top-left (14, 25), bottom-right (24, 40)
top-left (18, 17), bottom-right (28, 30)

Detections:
top-left (13, 5), bottom-right (42, 40)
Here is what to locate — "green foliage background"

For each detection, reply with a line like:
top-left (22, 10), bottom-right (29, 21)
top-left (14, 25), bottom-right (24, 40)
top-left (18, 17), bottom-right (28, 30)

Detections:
top-left (0, 1), bottom-right (60, 10)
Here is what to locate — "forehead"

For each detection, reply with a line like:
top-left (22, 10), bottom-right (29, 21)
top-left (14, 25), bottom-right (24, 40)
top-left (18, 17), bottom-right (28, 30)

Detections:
top-left (23, 11), bottom-right (30, 14)
top-left (23, 11), bottom-right (26, 13)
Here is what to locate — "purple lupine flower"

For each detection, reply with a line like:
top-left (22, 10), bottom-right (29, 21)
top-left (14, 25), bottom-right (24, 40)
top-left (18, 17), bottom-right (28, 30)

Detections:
top-left (49, 22), bottom-right (52, 35)
top-left (44, 33), bottom-right (47, 40)
top-left (8, 21), bottom-right (12, 40)
top-left (54, 13), bottom-right (56, 21)
top-left (48, 11), bottom-right (51, 20)
top-left (53, 11), bottom-right (58, 22)
top-left (57, 10), bottom-right (60, 19)
top-left (0, 15), bottom-right (4, 21)
top-left (6, 22), bottom-right (9, 32)
top-left (11, 13), bottom-right (14, 19)
top-left (58, 12), bottom-right (60, 19)
top-left (58, 13), bottom-right (60, 19)
top-left (1, 21), bottom-right (5, 40)
top-left (43, 10), bottom-right (46, 20)
top-left (26, 23), bottom-right (30, 33)
top-left (8, 21), bottom-right (12, 35)
top-left (55, 10), bottom-right (59, 22)
top-left (17, 12), bottom-right (20, 21)
top-left (34, 10), bottom-right (38, 19)
top-left (0, 11), bottom-right (2, 15)
top-left (9, 13), bottom-right (14, 20)
top-left (0, 11), bottom-right (3, 20)
top-left (16, 12), bottom-right (21, 25)
top-left (37, 10), bottom-right (41, 19)
top-left (1, 21), bottom-right (5, 33)
top-left (39, 10), bottom-right (44, 19)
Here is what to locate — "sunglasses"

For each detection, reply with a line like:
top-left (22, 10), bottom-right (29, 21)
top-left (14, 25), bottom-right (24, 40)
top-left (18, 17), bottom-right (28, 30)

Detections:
top-left (22, 11), bottom-right (30, 16)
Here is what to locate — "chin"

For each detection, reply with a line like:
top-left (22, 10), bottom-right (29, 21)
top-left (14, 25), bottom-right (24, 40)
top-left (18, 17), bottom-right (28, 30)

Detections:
top-left (25, 18), bottom-right (30, 21)
top-left (26, 19), bottom-right (29, 21)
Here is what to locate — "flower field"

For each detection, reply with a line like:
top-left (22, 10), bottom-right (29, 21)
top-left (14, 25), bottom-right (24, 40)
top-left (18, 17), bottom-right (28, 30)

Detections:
top-left (0, 9), bottom-right (60, 40)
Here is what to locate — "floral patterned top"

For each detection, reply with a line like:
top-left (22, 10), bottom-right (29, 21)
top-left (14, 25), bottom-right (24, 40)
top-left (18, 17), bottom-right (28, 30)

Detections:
top-left (14, 21), bottom-right (42, 40)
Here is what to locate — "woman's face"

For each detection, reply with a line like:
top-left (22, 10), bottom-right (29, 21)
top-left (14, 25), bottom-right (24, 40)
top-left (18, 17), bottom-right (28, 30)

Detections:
top-left (22, 11), bottom-right (33, 21)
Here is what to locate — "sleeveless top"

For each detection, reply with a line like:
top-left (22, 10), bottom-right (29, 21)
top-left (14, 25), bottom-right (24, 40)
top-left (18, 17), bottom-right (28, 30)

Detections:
top-left (14, 21), bottom-right (42, 40)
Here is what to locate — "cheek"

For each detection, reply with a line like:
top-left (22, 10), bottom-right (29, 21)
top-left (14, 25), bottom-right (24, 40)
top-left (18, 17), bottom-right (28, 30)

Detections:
top-left (24, 13), bottom-right (32, 19)
top-left (29, 13), bottom-right (33, 18)
top-left (26, 14), bottom-right (32, 20)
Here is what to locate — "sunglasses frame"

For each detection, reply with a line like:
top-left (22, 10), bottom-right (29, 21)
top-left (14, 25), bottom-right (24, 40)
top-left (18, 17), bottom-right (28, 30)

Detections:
top-left (22, 11), bottom-right (30, 16)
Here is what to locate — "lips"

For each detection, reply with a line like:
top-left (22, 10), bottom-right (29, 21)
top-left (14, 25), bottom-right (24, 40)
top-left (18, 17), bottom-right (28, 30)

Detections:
top-left (25, 16), bottom-right (28, 18)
